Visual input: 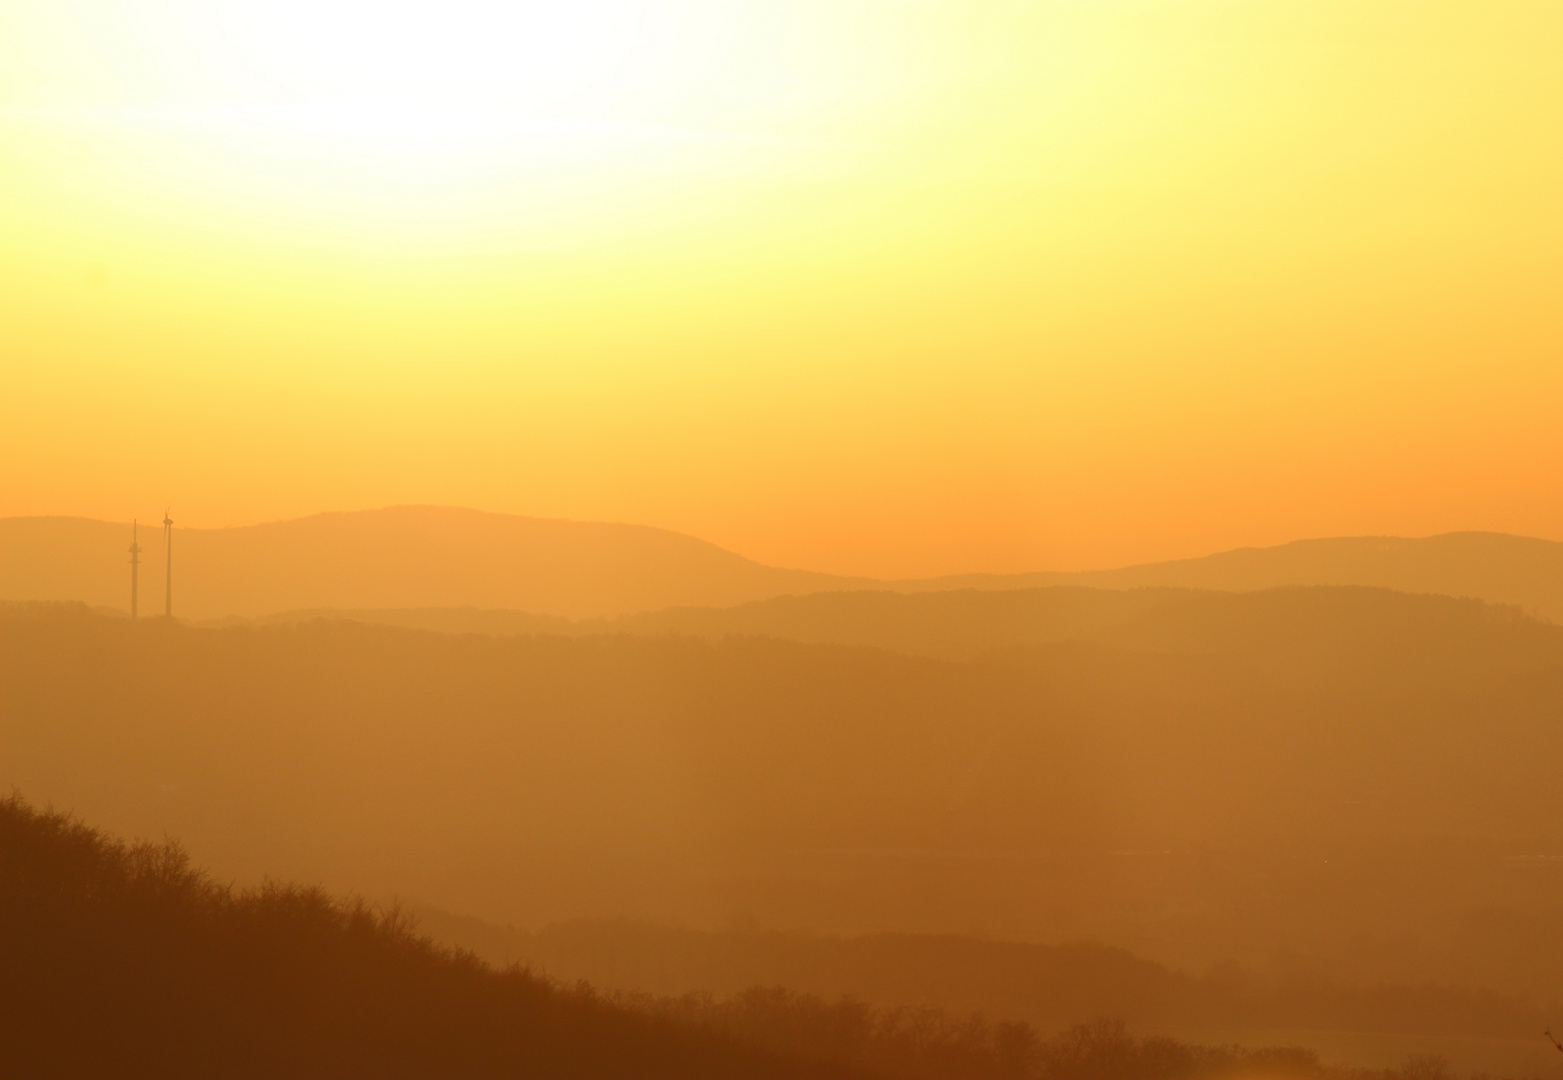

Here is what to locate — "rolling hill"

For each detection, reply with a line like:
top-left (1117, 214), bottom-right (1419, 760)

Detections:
top-left (926, 532), bottom-right (1563, 621)
top-left (415, 914), bottom-right (1544, 1047)
top-left (0, 507), bottom-right (869, 620)
top-left (0, 795), bottom-right (880, 1080)
top-left (4, 796), bottom-right (1407, 1080)
top-left (6, 507), bottom-right (1563, 621)
top-left (214, 579), bottom-right (1558, 669)
top-left (8, 590), bottom-right (1563, 1002)
top-left (199, 587), bottom-right (1196, 657)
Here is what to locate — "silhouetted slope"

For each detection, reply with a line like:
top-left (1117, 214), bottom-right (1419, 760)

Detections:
top-left (230, 581), bottom-right (1563, 676)
top-left (622, 1002), bottom-right (1349, 1080)
top-left (212, 588), bottom-right (1196, 658)
top-left (204, 577), bottom-right (1562, 665)
top-left (907, 533), bottom-right (1563, 621)
top-left (416, 916), bottom-right (1542, 1042)
top-left (0, 796), bottom-right (874, 1080)
top-left (9, 509), bottom-right (1563, 622)
top-left (214, 587), bottom-right (1194, 653)
top-left (7, 594), bottom-right (1563, 998)
top-left (0, 507), bottom-right (870, 620)
top-left (621, 583), bottom-right (1563, 670)
top-left (205, 605), bottom-right (576, 636)
top-left (613, 588), bottom-right (1193, 659)
top-left (6, 793), bottom-right (1458, 1080)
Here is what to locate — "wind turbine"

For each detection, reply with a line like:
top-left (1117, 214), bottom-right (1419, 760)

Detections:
top-left (163, 507), bottom-right (173, 618)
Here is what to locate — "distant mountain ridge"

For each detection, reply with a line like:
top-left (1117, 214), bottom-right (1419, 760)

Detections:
top-left (4, 507), bottom-right (1562, 620)
top-left (196, 584), bottom-right (1556, 675)
top-left (415, 913), bottom-right (1544, 1044)
top-left (920, 532), bottom-right (1563, 621)
top-left (0, 507), bottom-right (873, 620)
top-left (11, 591), bottom-right (1563, 1003)
top-left (222, 588), bottom-right (1201, 660)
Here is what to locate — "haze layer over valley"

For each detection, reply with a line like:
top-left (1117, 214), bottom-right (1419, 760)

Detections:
top-left (8, 583), bottom-right (1563, 1019)
top-left (11, 506), bottom-right (1563, 1074)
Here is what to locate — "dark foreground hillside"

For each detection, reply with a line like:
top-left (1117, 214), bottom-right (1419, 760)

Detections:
top-left (416, 913), bottom-right (1544, 1044)
top-left (0, 796), bottom-right (1520, 1080)
top-left (0, 795), bottom-right (870, 1080)
top-left (8, 595), bottom-right (1563, 1001)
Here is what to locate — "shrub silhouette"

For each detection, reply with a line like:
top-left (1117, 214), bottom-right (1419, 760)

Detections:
top-left (620, 994), bottom-right (1359, 1080)
top-left (0, 794), bottom-right (873, 1080)
top-left (0, 794), bottom-right (1522, 1080)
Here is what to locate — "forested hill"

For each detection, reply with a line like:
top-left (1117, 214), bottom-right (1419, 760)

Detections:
top-left (0, 507), bottom-right (869, 621)
top-left (14, 796), bottom-right (1493, 1080)
top-left (907, 532), bottom-right (1563, 621)
top-left (208, 579), bottom-right (1562, 665)
top-left (7, 592), bottom-right (1563, 1000)
top-left (0, 794), bottom-right (873, 1080)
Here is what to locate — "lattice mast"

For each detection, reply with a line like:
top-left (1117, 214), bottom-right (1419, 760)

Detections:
top-left (163, 509), bottom-right (173, 618)
top-left (129, 519), bottom-right (141, 620)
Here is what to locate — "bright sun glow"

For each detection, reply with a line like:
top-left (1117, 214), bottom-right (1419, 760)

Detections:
top-left (2, 0), bottom-right (931, 234)
top-left (13, 1), bottom-right (914, 142)
top-left (4, 1), bottom-right (1562, 574)
top-left (41, 0), bottom-right (803, 110)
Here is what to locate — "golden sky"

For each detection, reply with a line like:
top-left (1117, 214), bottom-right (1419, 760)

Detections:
top-left (2, 0), bottom-right (1560, 577)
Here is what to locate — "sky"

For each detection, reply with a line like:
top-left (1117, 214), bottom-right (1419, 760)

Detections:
top-left (2, 0), bottom-right (1560, 578)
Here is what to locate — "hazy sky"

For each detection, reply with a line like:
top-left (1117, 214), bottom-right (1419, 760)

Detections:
top-left (2, 0), bottom-right (1559, 577)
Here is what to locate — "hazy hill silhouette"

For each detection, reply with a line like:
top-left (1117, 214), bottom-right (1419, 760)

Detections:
top-left (0, 795), bottom-right (874, 1080)
top-left (8, 508), bottom-right (1563, 620)
top-left (7, 796), bottom-right (1434, 1080)
top-left (8, 590), bottom-right (1563, 1009)
top-left (594, 588), bottom-right (1187, 659)
top-left (203, 588), bottom-right (1194, 657)
top-left (603, 582), bottom-right (1563, 674)
top-left (212, 581), bottom-right (1560, 669)
top-left (939, 532), bottom-right (1563, 622)
top-left (0, 507), bottom-right (871, 620)
top-left (206, 605), bottom-right (576, 636)
top-left (415, 914), bottom-right (1542, 1045)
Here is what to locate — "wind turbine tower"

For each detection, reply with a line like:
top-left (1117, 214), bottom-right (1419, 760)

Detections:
top-left (129, 519), bottom-right (141, 620)
top-left (163, 509), bottom-right (173, 618)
